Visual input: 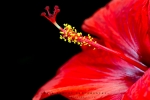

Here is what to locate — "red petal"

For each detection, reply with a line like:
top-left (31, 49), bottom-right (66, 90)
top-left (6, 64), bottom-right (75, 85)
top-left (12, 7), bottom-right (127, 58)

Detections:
top-left (82, 0), bottom-right (150, 66)
top-left (33, 49), bottom-right (143, 100)
top-left (122, 68), bottom-right (150, 100)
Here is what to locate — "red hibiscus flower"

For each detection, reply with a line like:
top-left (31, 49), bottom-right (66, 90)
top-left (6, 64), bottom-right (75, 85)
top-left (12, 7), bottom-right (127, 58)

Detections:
top-left (33, 0), bottom-right (150, 100)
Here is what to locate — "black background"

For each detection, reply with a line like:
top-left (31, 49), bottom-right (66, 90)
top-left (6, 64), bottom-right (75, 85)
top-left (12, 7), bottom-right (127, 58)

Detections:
top-left (9, 0), bottom-right (110, 100)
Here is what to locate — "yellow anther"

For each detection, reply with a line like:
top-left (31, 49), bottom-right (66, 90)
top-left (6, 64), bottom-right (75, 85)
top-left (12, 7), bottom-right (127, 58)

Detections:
top-left (88, 34), bottom-right (91, 39)
top-left (74, 29), bottom-right (77, 33)
top-left (77, 33), bottom-right (80, 36)
top-left (75, 36), bottom-right (78, 40)
top-left (71, 33), bottom-right (75, 37)
top-left (67, 25), bottom-right (72, 29)
top-left (78, 32), bottom-right (82, 35)
top-left (60, 31), bottom-right (64, 34)
top-left (60, 35), bottom-right (63, 39)
top-left (89, 44), bottom-right (91, 46)
top-left (64, 23), bottom-right (68, 27)
top-left (73, 40), bottom-right (77, 44)
top-left (94, 41), bottom-right (97, 44)
top-left (68, 40), bottom-right (71, 43)
top-left (93, 48), bottom-right (96, 50)
top-left (68, 37), bottom-right (72, 41)
top-left (77, 42), bottom-right (80, 45)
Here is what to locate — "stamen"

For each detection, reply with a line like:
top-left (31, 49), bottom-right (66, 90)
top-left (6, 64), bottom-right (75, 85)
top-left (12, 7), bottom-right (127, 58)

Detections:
top-left (41, 5), bottom-right (148, 72)
top-left (58, 23), bottom-right (98, 48)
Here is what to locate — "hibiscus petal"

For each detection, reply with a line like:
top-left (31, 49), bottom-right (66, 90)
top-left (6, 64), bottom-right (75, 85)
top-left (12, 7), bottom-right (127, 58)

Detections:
top-left (33, 49), bottom-right (143, 100)
top-left (122, 68), bottom-right (150, 100)
top-left (82, 0), bottom-right (150, 66)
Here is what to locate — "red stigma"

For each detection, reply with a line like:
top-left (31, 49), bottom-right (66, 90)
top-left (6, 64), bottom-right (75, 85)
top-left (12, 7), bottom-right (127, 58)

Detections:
top-left (41, 5), bottom-right (60, 23)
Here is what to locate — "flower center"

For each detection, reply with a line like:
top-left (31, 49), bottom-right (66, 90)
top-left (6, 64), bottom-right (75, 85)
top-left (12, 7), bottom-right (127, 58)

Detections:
top-left (41, 5), bottom-right (148, 72)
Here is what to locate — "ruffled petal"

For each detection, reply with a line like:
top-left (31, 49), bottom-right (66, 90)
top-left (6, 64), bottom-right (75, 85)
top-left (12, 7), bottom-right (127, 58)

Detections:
top-left (122, 68), bottom-right (150, 100)
top-left (82, 0), bottom-right (150, 66)
top-left (33, 49), bottom-right (144, 100)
